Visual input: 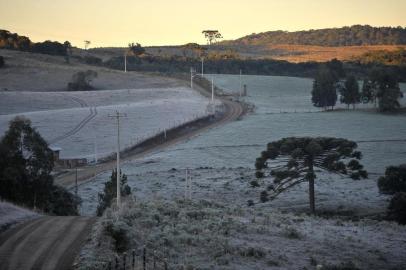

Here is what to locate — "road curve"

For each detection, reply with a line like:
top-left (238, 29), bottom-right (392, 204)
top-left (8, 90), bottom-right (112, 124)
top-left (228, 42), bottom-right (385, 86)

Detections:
top-left (0, 216), bottom-right (95, 270)
top-left (55, 83), bottom-right (245, 188)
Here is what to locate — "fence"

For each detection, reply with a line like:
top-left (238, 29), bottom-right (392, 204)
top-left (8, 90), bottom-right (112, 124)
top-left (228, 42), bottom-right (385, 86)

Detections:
top-left (99, 246), bottom-right (169, 270)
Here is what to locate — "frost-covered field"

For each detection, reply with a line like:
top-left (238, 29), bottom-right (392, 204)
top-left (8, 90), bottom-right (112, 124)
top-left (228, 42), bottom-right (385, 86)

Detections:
top-left (78, 75), bottom-right (406, 214)
top-left (0, 201), bottom-right (40, 231)
top-left (77, 199), bottom-right (406, 270)
top-left (77, 75), bottom-right (406, 270)
top-left (0, 87), bottom-right (211, 159)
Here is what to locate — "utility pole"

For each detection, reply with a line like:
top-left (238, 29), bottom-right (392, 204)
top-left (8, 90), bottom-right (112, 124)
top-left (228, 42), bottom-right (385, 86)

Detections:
top-left (75, 168), bottom-right (78, 197)
top-left (190, 67), bottom-right (194, 89)
top-left (124, 53), bottom-right (127, 73)
top-left (239, 69), bottom-right (242, 97)
top-left (108, 111), bottom-right (127, 208)
top-left (211, 77), bottom-right (214, 102)
top-left (201, 57), bottom-right (204, 77)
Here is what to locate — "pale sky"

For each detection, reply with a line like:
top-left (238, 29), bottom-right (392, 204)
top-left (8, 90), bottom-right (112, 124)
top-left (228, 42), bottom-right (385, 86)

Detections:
top-left (1, 0), bottom-right (406, 48)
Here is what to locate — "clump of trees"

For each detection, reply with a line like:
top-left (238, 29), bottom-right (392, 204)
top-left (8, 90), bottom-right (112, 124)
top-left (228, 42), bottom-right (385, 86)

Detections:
top-left (96, 169), bottom-right (131, 216)
top-left (378, 164), bottom-right (406, 224)
top-left (67, 70), bottom-right (98, 91)
top-left (311, 65), bottom-right (403, 112)
top-left (361, 69), bottom-right (403, 112)
top-left (128, 42), bottom-right (145, 56)
top-left (255, 137), bottom-right (367, 213)
top-left (0, 117), bottom-right (79, 215)
top-left (0, 30), bottom-right (71, 58)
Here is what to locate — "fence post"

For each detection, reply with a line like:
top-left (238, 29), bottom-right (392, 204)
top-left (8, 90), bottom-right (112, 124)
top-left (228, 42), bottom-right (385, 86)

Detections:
top-left (115, 255), bottom-right (119, 270)
top-left (143, 247), bottom-right (146, 270)
top-left (123, 252), bottom-right (127, 270)
top-left (164, 258), bottom-right (168, 270)
top-left (153, 250), bottom-right (156, 269)
top-left (132, 249), bottom-right (135, 269)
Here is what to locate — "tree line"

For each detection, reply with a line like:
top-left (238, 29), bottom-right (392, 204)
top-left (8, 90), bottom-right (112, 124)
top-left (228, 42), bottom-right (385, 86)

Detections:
top-left (223, 25), bottom-right (406, 47)
top-left (311, 63), bottom-right (404, 112)
top-left (0, 30), bottom-right (71, 59)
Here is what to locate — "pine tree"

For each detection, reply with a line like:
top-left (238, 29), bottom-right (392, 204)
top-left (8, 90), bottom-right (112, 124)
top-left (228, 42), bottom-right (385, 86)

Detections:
top-left (311, 67), bottom-right (338, 110)
top-left (340, 75), bottom-right (360, 109)
top-left (97, 169), bottom-right (132, 216)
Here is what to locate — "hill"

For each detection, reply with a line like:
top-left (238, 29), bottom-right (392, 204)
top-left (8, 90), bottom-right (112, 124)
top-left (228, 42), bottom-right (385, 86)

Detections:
top-left (223, 25), bottom-right (406, 47)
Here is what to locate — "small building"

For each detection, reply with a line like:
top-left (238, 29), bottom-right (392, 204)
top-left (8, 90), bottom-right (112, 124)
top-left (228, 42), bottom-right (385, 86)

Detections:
top-left (49, 146), bottom-right (62, 162)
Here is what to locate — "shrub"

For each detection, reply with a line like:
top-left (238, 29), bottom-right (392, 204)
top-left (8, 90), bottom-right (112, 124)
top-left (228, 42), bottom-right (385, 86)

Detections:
top-left (105, 221), bottom-right (130, 252)
top-left (378, 165), bottom-right (406, 194)
top-left (260, 190), bottom-right (269, 203)
top-left (68, 70), bottom-right (98, 91)
top-left (97, 170), bottom-right (131, 216)
top-left (387, 192), bottom-right (406, 225)
top-left (320, 261), bottom-right (360, 270)
top-left (250, 180), bottom-right (260, 188)
top-left (82, 55), bottom-right (103, 65)
top-left (282, 227), bottom-right (302, 239)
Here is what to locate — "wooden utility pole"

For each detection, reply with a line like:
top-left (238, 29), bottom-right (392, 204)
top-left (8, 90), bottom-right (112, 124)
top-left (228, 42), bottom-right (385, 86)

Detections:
top-left (108, 111), bottom-right (127, 208)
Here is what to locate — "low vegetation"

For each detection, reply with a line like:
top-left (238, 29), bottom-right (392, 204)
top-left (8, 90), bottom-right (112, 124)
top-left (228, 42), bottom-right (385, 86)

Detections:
top-left (97, 169), bottom-right (131, 216)
top-left (0, 117), bottom-right (79, 215)
top-left (67, 70), bottom-right (98, 91)
top-left (378, 165), bottom-right (406, 225)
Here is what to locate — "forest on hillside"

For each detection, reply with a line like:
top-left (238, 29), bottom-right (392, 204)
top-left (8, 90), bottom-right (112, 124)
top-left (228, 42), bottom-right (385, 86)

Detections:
top-left (224, 25), bottom-right (406, 46)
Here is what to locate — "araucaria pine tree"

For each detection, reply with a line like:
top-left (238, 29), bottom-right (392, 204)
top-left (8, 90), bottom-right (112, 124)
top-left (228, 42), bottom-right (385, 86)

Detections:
top-left (255, 137), bottom-right (367, 213)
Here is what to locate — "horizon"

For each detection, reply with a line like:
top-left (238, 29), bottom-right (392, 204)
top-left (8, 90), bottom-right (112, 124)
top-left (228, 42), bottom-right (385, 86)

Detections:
top-left (1, 0), bottom-right (406, 48)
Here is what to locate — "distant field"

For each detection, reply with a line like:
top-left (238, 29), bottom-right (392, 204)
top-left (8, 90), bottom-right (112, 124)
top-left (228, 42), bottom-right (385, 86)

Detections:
top-left (90, 44), bottom-right (406, 63)
top-left (260, 44), bottom-right (406, 62)
top-left (0, 49), bottom-right (182, 92)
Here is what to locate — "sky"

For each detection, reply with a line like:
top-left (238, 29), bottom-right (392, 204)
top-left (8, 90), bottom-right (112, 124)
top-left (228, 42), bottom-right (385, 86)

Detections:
top-left (1, 0), bottom-right (406, 48)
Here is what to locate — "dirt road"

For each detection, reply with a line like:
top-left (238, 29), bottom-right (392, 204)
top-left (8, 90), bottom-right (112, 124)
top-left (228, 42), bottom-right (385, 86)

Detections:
top-left (55, 84), bottom-right (245, 188)
top-left (0, 216), bottom-right (95, 270)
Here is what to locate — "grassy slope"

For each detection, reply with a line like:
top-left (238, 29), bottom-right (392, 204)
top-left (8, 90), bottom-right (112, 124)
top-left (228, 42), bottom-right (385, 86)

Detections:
top-left (0, 49), bottom-right (182, 92)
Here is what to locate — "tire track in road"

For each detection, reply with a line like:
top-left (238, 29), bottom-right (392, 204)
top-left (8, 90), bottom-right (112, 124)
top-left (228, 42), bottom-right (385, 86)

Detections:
top-left (49, 94), bottom-right (98, 145)
top-left (0, 216), bottom-right (95, 270)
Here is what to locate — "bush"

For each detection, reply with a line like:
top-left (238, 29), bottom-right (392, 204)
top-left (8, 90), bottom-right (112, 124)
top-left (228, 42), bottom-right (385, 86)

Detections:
top-left (250, 180), bottom-right (260, 188)
top-left (97, 170), bottom-right (131, 216)
top-left (82, 55), bottom-right (103, 65)
top-left (378, 165), bottom-right (406, 194)
top-left (0, 56), bottom-right (4, 68)
top-left (260, 190), bottom-right (269, 203)
top-left (320, 261), bottom-right (360, 270)
top-left (387, 192), bottom-right (406, 225)
top-left (68, 70), bottom-right (98, 91)
top-left (106, 221), bottom-right (130, 252)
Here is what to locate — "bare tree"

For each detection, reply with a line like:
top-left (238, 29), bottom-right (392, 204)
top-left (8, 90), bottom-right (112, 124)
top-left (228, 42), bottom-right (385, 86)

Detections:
top-left (202, 30), bottom-right (223, 45)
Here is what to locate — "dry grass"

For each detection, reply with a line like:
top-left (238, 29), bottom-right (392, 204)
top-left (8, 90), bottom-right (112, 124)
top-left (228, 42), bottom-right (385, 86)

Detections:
top-left (0, 49), bottom-right (183, 92)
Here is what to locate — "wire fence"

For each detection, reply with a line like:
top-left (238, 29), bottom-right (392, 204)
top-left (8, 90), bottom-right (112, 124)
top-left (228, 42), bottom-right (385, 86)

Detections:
top-left (98, 246), bottom-right (169, 270)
